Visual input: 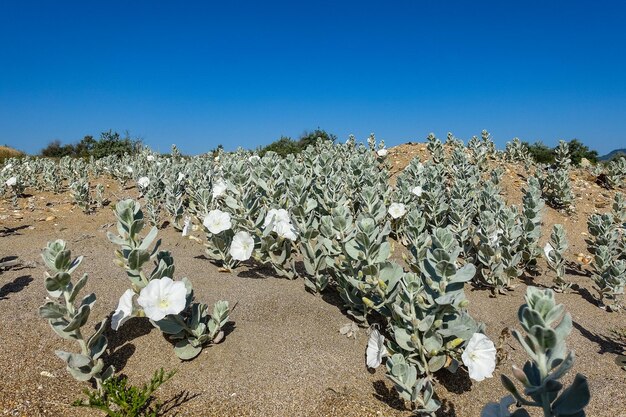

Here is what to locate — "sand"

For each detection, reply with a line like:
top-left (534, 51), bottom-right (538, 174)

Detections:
top-left (0, 148), bottom-right (625, 417)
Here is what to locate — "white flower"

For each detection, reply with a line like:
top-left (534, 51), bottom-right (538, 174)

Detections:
top-left (544, 242), bottom-right (555, 260)
top-left (111, 289), bottom-right (136, 330)
top-left (366, 329), bottom-right (388, 368)
top-left (1, 163), bottom-right (13, 172)
top-left (248, 155), bottom-right (260, 163)
top-left (126, 166), bottom-right (133, 173)
top-left (461, 333), bottom-right (497, 382)
top-left (5, 176), bottom-right (17, 187)
top-left (489, 228), bottom-right (504, 246)
top-left (137, 176), bottom-right (150, 188)
top-left (411, 186), bottom-right (423, 197)
top-left (264, 208), bottom-right (291, 228)
top-left (146, 155), bottom-right (155, 162)
top-left (274, 221), bottom-right (298, 241)
top-left (264, 209), bottom-right (297, 240)
top-left (377, 148), bottom-right (388, 157)
top-left (229, 231), bottom-right (255, 261)
top-left (203, 209), bottom-right (232, 234)
top-left (137, 277), bottom-right (187, 322)
top-left (212, 178), bottom-right (227, 198)
top-left (182, 216), bottom-right (191, 237)
top-left (388, 203), bottom-right (407, 219)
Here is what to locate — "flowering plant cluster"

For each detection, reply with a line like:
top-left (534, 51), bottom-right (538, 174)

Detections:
top-left (4, 130), bottom-right (615, 415)
top-left (108, 199), bottom-right (230, 360)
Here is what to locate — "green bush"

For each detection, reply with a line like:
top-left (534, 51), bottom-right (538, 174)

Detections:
top-left (523, 139), bottom-right (598, 165)
top-left (523, 141), bottom-right (555, 164)
top-left (568, 139), bottom-right (598, 165)
top-left (259, 128), bottom-right (336, 157)
top-left (40, 131), bottom-right (141, 159)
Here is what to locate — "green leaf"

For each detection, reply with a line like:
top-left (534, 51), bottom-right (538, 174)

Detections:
top-left (174, 339), bottom-right (202, 360)
top-left (50, 320), bottom-right (78, 340)
top-left (154, 316), bottom-right (185, 335)
top-left (128, 249), bottom-right (150, 270)
top-left (393, 328), bottom-right (415, 351)
top-left (138, 226), bottom-right (159, 251)
top-left (68, 274), bottom-right (88, 303)
top-left (45, 272), bottom-right (71, 293)
top-left (39, 302), bottom-right (67, 319)
top-left (552, 374), bottom-right (590, 416)
top-left (55, 350), bottom-right (91, 368)
top-left (63, 303), bottom-right (91, 332)
top-left (54, 250), bottom-right (72, 271)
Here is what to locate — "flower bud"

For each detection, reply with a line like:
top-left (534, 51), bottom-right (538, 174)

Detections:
top-left (512, 365), bottom-right (530, 386)
top-left (446, 337), bottom-right (464, 349)
top-left (362, 297), bottom-right (375, 308)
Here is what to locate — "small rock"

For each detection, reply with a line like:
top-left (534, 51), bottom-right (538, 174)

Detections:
top-left (580, 158), bottom-right (592, 168)
top-left (40, 371), bottom-right (55, 378)
top-left (45, 216), bottom-right (56, 222)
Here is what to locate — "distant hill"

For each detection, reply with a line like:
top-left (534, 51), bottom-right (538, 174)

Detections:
top-left (0, 146), bottom-right (24, 160)
top-left (599, 148), bottom-right (626, 161)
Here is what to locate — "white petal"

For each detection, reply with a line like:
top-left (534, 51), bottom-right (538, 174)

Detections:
top-left (212, 179), bottom-right (227, 198)
top-left (366, 330), bottom-right (387, 368)
top-left (388, 203), bottom-right (406, 219)
top-left (182, 217), bottom-right (191, 237)
top-left (462, 333), bottom-right (497, 382)
top-left (275, 221), bottom-right (297, 241)
top-left (544, 242), bottom-right (554, 259)
top-left (137, 280), bottom-right (161, 309)
top-left (143, 304), bottom-right (167, 321)
top-left (111, 289), bottom-right (136, 330)
top-left (137, 177), bottom-right (150, 188)
top-left (137, 277), bottom-right (187, 321)
top-left (230, 231), bottom-right (254, 261)
top-left (163, 280), bottom-right (188, 316)
top-left (204, 209), bottom-right (232, 234)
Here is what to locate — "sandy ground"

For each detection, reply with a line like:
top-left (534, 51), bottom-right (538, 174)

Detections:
top-left (1, 148), bottom-right (625, 417)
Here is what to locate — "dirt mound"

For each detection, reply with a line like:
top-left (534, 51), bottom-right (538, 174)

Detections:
top-left (0, 145), bottom-right (24, 160)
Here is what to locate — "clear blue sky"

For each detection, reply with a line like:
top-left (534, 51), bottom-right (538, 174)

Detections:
top-left (1, 1), bottom-right (624, 155)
